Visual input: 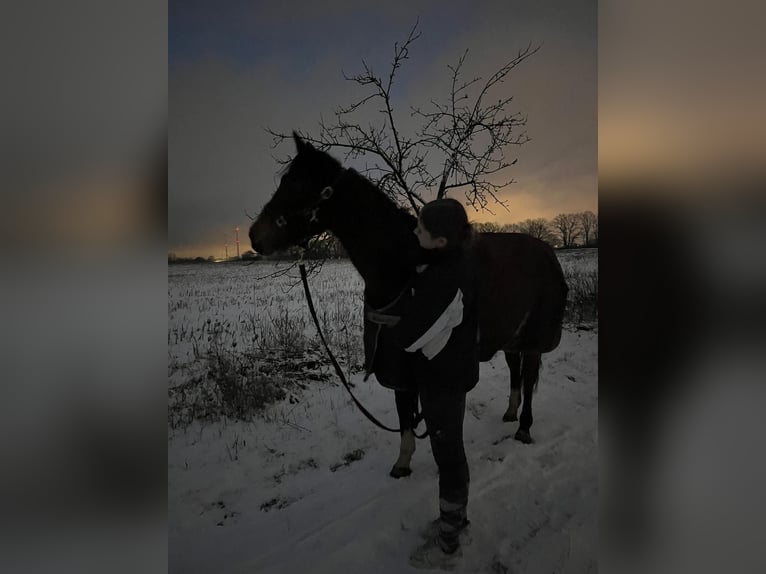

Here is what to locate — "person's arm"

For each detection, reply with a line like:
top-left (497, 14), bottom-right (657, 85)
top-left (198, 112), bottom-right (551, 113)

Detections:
top-left (366, 310), bottom-right (400, 327)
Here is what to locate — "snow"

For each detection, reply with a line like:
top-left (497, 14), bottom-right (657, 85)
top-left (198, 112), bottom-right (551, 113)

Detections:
top-left (169, 256), bottom-right (597, 573)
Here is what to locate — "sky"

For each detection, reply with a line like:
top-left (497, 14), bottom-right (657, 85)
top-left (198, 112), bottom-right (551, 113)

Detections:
top-left (169, 0), bottom-right (596, 258)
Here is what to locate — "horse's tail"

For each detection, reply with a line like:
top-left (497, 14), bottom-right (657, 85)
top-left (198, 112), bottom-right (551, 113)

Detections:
top-left (532, 240), bottom-right (568, 354)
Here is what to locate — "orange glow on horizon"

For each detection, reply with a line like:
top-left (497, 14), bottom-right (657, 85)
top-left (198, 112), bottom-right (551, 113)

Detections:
top-left (170, 194), bottom-right (597, 259)
top-left (171, 180), bottom-right (597, 258)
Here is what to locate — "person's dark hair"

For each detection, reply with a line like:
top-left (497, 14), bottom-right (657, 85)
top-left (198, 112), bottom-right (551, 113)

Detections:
top-left (419, 198), bottom-right (473, 250)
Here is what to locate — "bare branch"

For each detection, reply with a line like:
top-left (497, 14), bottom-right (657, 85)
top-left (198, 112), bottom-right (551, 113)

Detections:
top-left (264, 22), bottom-right (538, 216)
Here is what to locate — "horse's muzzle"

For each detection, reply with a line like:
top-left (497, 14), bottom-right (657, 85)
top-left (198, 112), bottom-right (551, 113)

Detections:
top-left (249, 220), bottom-right (276, 255)
top-left (248, 223), bottom-right (263, 253)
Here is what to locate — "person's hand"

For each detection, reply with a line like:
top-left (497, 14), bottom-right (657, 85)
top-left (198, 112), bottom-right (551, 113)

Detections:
top-left (366, 311), bottom-right (401, 327)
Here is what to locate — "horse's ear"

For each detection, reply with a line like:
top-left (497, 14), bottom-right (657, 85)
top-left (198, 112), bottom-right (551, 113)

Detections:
top-left (292, 131), bottom-right (312, 154)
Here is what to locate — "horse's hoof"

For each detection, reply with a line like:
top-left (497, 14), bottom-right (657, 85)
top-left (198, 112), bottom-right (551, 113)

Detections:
top-left (502, 412), bottom-right (518, 422)
top-left (514, 429), bottom-right (533, 444)
top-left (390, 465), bottom-right (412, 479)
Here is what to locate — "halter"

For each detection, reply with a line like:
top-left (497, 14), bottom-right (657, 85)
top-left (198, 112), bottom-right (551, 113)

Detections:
top-left (274, 169), bottom-right (346, 231)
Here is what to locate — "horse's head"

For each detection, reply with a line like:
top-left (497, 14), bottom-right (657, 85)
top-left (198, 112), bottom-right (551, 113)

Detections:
top-left (249, 132), bottom-right (343, 255)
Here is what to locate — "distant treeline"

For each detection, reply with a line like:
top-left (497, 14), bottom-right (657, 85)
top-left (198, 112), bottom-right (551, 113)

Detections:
top-left (473, 211), bottom-right (598, 248)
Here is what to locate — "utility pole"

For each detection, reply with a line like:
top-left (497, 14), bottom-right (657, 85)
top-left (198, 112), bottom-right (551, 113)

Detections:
top-left (224, 235), bottom-right (228, 259)
top-left (234, 226), bottom-right (240, 258)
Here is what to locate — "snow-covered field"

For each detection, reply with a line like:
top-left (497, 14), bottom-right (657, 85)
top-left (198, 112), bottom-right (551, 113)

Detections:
top-left (168, 251), bottom-right (597, 573)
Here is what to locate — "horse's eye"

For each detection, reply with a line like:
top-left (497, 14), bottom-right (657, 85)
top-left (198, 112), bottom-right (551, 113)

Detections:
top-left (275, 216), bottom-right (287, 228)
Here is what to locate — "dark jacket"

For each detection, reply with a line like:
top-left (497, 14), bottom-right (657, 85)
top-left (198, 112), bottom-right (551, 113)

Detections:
top-left (376, 247), bottom-right (480, 393)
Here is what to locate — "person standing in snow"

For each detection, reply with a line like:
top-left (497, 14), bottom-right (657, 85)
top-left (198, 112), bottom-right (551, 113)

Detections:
top-left (367, 198), bottom-right (479, 568)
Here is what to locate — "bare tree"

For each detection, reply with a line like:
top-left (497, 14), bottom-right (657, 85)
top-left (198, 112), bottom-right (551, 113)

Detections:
top-left (577, 210), bottom-right (597, 246)
top-left (473, 221), bottom-right (502, 233)
top-left (501, 222), bottom-right (523, 233)
top-left (592, 214), bottom-right (599, 245)
top-left (517, 218), bottom-right (556, 245)
top-left (267, 20), bottom-right (539, 216)
top-left (552, 213), bottom-right (581, 248)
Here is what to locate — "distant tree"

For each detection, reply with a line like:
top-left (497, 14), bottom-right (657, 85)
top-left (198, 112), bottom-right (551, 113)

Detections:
top-left (241, 250), bottom-right (258, 260)
top-left (577, 210), bottom-right (598, 246)
top-left (518, 218), bottom-right (557, 245)
top-left (552, 213), bottom-right (581, 247)
top-left (267, 21), bottom-right (539, 216)
top-left (304, 232), bottom-right (347, 259)
top-left (473, 222), bottom-right (502, 233)
top-left (501, 222), bottom-right (523, 233)
top-left (592, 214), bottom-right (599, 245)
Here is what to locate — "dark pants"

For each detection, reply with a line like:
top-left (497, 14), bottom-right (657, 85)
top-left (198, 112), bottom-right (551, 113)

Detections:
top-left (420, 384), bottom-right (469, 505)
top-left (398, 384), bottom-right (469, 551)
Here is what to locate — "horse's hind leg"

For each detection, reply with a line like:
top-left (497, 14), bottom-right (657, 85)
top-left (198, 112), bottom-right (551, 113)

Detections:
top-left (515, 351), bottom-right (541, 444)
top-left (502, 351), bottom-right (522, 422)
top-left (390, 389), bottom-right (418, 478)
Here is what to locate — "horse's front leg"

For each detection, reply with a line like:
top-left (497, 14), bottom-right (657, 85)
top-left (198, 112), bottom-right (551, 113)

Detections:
top-left (391, 389), bottom-right (418, 478)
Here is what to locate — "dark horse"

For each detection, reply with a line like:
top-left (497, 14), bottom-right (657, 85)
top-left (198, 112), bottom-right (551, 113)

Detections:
top-left (250, 133), bottom-right (568, 474)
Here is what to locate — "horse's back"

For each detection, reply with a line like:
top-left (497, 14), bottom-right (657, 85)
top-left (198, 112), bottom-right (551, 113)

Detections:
top-left (472, 233), bottom-right (567, 359)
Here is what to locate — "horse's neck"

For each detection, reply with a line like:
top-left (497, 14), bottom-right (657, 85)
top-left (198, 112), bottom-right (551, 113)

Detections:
top-left (326, 174), bottom-right (415, 306)
top-left (331, 218), bottom-right (413, 306)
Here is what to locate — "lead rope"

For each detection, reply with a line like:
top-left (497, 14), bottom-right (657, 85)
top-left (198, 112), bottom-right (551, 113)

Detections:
top-left (299, 263), bottom-right (427, 439)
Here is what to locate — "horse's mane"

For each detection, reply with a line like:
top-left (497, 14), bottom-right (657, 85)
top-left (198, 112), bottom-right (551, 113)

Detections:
top-left (296, 146), bottom-right (418, 291)
top-left (302, 145), bottom-right (416, 226)
top-left (344, 167), bottom-right (417, 230)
